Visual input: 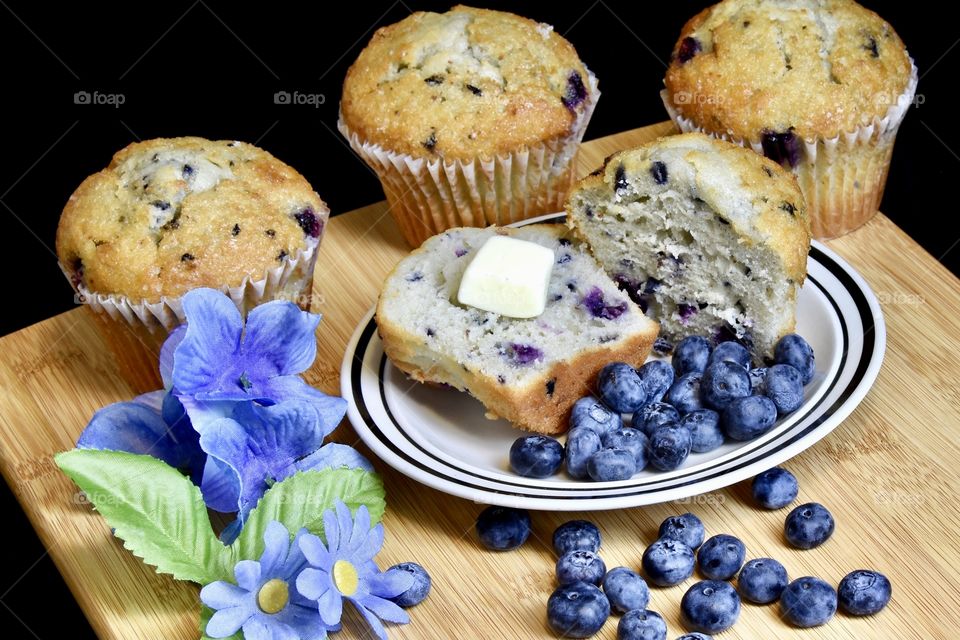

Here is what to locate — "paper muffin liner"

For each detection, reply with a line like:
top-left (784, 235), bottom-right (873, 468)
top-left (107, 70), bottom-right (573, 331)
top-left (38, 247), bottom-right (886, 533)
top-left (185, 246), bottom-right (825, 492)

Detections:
top-left (661, 61), bottom-right (918, 239)
top-left (339, 72), bottom-right (600, 248)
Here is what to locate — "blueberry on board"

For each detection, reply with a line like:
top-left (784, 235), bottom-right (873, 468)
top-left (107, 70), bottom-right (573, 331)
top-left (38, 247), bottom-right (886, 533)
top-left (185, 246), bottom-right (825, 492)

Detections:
top-left (707, 341), bottom-right (751, 370)
top-left (838, 569), bottom-right (892, 616)
top-left (676, 634), bottom-right (713, 640)
top-left (637, 360), bottom-right (675, 402)
top-left (780, 577), bottom-right (837, 627)
top-left (748, 367), bottom-right (768, 393)
top-left (681, 580), bottom-right (741, 634)
top-left (764, 364), bottom-right (805, 414)
top-left (774, 334), bottom-right (815, 384)
top-left (784, 503), bottom-right (835, 549)
top-left (647, 424), bottom-right (693, 471)
top-left (751, 467), bottom-right (799, 509)
top-left (634, 402), bottom-right (681, 437)
top-left (697, 534), bottom-right (746, 581)
top-left (602, 566), bottom-right (650, 613)
top-left (682, 409), bottom-right (724, 453)
top-left (588, 448), bottom-right (638, 481)
top-left (701, 361), bottom-right (752, 411)
top-left (510, 435), bottom-right (564, 478)
top-left (737, 558), bottom-right (788, 604)
top-left (557, 550), bottom-right (607, 585)
top-left (476, 506), bottom-right (531, 551)
top-left (599, 362), bottom-right (649, 413)
top-left (553, 520), bottom-right (602, 556)
top-left (566, 427), bottom-right (603, 479)
top-left (547, 581), bottom-right (610, 638)
top-left (667, 373), bottom-right (704, 415)
top-left (658, 512), bottom-right (706, 550)
top-left (570, 396), bottom-right (623, 436)
top-left (602, 428), bottom-right (649, 469)
top-left (673, 336), bottom-right (711, 376)
top-left (617, 609), bottom-right (667, 640)
top-left (388, 562), bottom-right (431, 607)
top-left (722, 395), bottom-right (778, 440)
top-left (642, 538), bottom-right (695, 587)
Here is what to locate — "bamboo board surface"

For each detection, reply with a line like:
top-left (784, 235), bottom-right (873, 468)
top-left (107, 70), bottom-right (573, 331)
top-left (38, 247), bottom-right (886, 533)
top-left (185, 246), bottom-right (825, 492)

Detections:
top-left (1, 121), bottom-right (958, 639)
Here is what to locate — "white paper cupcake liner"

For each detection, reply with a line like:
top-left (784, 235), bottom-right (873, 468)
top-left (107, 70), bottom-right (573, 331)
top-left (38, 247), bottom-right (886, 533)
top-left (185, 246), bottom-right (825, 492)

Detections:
top-left (339, 71), bottom-right (600, 247)
top-left (661, 61), bottom-right (918, 238)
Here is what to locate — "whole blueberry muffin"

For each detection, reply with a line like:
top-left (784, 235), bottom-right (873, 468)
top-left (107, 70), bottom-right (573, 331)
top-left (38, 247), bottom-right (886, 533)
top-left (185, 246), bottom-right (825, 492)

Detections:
top-left (662, 0), bottom-right (916, 238)
top-left (567, 133), bottom-right (811, 361)
top-left (340, 5), bottom-right (599, 247)
top-left (56, 137), bottom-right (328, 330)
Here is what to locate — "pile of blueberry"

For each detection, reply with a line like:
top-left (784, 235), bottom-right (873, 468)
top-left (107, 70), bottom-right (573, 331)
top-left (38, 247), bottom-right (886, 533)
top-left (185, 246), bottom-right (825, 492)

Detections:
top-left (475, 466), bottom-right (891, 638)
top-left (509, 334), bottom-right (817, 481)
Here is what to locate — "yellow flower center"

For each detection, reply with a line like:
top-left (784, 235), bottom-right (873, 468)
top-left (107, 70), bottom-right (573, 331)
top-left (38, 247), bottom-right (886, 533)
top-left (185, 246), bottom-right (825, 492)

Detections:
top-left (333, 560), bottom-right (359, 597)
top-left (257, 578), bottom-right (289, 614)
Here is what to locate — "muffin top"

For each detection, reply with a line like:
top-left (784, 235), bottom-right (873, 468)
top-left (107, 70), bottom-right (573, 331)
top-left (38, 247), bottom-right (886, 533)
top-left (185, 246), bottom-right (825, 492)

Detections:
top-left (664, 0), bottom-right (913, 143)
top-left (56, 137), bottom-right (327, 302)
top-left (340, 5), bottom-right (595, 159)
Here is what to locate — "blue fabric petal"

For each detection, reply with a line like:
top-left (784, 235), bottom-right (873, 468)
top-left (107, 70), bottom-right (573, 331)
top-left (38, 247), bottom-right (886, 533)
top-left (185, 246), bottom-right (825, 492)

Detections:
top-left (366, 568), bottom-right (416, 599)
top-left (200, 453), bottom-right (241, 513)
top-left (353, 600), bottom-right (388, 640)
top-left (242, 616), bottom-right (299, 640)
top-left (345, 505), bottom-right (372, 557)
top-left (200, 581), bottom-right (249, 610)
top-left (243, 301), bottom-right (321, 377)
top-left (298, 534), bottom-right (332, 571)
top-left (295, 567), bottom-right (330, 601)
top-left (220, 518), bottom-right (243, 545)
top-left (353, 524), bottom-right (384, 564)
top-left (334, 501), bottom-right (354, 552)
top-left (160, 325), bottom-right (186, 388)
top-left (317, 585), bottom-right (343, 627)
top-left (173, 289), bottom-right (243, 397)
top-left (289, 444), bottom-right (373, 480)
top-left (262, 376), bottom-right (347, 432)
top-left (132, 390), bottom-right (165, 412)
top-left (356, 592), bottom-right (410, 624)
top-left (276, 604), bottom-right (328, 640)
top-left (206, 604), bottom-right (255, 638)
top-left (259, 521), bottom-right (291, 577)
top-left (234, 560), bottom-right (262, 592)
top-left (322, 508), bottom-right (340, 552)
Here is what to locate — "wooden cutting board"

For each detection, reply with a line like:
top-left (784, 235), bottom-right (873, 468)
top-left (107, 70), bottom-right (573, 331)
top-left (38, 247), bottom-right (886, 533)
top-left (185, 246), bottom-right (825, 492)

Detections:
top-left (1, 121), bottom-right (957, 639)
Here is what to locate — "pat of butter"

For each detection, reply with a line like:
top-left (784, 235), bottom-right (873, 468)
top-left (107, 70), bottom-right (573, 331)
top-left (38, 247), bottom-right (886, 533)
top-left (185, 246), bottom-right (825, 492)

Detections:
top-left (457, 235), bottom-right (555, 318)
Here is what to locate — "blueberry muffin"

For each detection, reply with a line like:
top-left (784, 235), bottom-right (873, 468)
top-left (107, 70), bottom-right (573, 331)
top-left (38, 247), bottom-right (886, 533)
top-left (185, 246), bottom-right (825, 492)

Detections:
top-left (340, 5), bottom-right (598, 247)
top-left (662, 0), bottom-right (916, 238)
top-left (376, 225), bottom-right (657, 434)
top-left (56, 137), bottom-right (328, 329)
top-left (567, 133), bottom-right (811, 361)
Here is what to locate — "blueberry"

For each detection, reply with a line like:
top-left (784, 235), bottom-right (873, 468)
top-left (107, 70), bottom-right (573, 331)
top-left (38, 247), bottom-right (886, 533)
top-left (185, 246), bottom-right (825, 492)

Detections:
top-left (294, 208), bottom-right (322, 238)
top-left (602, 428), bottom-right (649, 468)
top-left (557, 550), bottom-right (607, 586)
top-left (634, 402), bottom-right (680, 437)
top-left (647, 424), bottom-right (692, 471)
top-left (653, 337), bottom-right (674, 356)
top-left (553, 520), bottom-right (602, 556)
top-left (722, 395), bottom-right (777, 440)
top-left (582, 287), bottom-right (629, 320)
top-left (676, 36), bottom-right (702, 63)
top-left (697, 534), bottom-right (746, 581)
top-left (476, 506), bottom-right (530, 551)
top-left (658, 513), bottom-right (705, 550)
top-left (676, 634), bottom-right (713, 640)
top-left (680, 580), bottom-right (741, 634)
top-left (642, 538), bottom-right (695, 587)
top-left (764, 364), bottom-right (804, 414)
top-left (570, 396), bottom-right (623, 436)
top-left (737, 558), bottom-right (788, 604)
top-left (599, 362), bottom-right (649, 413)
top-left (388, 562), bottom-right (431, 607)
top-left (751, 467), bottom-right (799, 509)
top-left (637, 360), bottom-right (675, 402)
top-left (701, 361), bottom-right (751, 411)
top-left (780, 577), bottom-right (837, 627)
top-left (747, 367), bottom-right (768, 393)
top-left (548, 581), bottom-right (610, 637)
top-left (506, 342), bottom-right (543, 365)
top-left (681, 409), bottom-right (723, 453)
top-left (673, 336), bottom-right (711, 376)
top-left (617, 609), bottom-right (667, 640)
top-left (510, 435), bottom-right (564, 478)
top-left (561, 71), bottom-right (588, 110)
top-left (784, 503), bottom-right (834, 549)
top-left (650, 161), bottom-right (668, 185)
top-left (760, 129), bottom-right (802, 169)
top-left (566, 427), bottom-right (603, 479)
top-left (602, 567), bottom-right (650, 613)
top-left (707, 341), bottom-right (751, 370)
top-left (774, 334), bottom-right (815, 384)
top-left (588, 448), bottom-right (637, 481)
top-left (838, 570), bottom-right (892, 616)
top-left (667, 373), bottom-right (704, 415)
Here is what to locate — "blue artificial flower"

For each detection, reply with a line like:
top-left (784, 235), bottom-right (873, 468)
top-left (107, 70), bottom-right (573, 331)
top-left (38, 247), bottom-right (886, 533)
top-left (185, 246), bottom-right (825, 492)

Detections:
top-left (296, 501), bottom-right (414, 640)
top-left (201, 521), bottom-right (329, 640)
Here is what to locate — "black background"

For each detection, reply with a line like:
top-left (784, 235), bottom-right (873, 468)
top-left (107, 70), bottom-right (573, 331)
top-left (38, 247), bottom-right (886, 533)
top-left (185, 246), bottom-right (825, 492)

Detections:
top-left (0, 1), bottom-right (955, 636)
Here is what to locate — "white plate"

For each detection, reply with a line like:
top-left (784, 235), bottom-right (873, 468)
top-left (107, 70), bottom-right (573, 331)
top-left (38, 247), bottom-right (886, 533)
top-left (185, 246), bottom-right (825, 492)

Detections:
top-left (341, 215), bottom-right (885, 510)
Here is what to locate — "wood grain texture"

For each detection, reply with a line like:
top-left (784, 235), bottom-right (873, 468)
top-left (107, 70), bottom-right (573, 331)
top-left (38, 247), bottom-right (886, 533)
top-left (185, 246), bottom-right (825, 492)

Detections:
top-left (1, 121), bottom-right (958, 639)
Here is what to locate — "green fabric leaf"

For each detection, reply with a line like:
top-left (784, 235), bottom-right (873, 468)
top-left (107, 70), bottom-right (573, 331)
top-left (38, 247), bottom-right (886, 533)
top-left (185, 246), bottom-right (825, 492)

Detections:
top-left (56, 449), bottom-right (227, 584)
top-left (229, 468), bottom-right (385, 566)
top-left (200, 606), bottom-right (242, 640)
